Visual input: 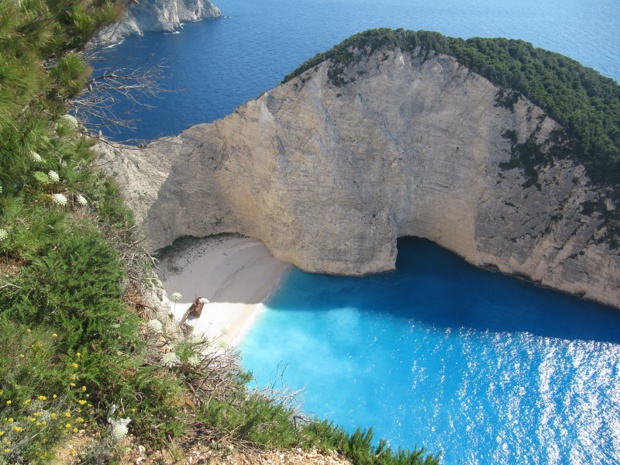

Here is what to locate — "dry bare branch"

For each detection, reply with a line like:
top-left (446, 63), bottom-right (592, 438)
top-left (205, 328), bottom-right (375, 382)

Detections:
top-left (72, 46), bottom-right (175, 136)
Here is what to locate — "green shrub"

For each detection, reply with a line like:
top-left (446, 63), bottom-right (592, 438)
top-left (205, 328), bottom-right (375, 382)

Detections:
top-left (0, 319), bottom-right (96, 463)
top-left (302, 421), bottom-right (440, 465)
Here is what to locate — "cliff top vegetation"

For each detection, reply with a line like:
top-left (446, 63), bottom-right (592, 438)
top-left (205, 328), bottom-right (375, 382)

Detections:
top-left (285, 29), bottom-right (620, 243)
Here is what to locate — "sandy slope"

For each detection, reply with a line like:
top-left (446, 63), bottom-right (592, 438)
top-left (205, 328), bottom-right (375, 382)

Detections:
top-left (155, 235), bottom-right (290, 346)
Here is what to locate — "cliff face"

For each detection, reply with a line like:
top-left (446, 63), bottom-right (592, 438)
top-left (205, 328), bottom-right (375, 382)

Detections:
top-left (99, 47), bottom-right (620, 308)
top-left (96, 0), bottom-right (221, 44)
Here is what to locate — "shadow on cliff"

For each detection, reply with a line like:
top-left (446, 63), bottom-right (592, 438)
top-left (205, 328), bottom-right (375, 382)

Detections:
top-left (265, 237), bottom-right (620, 345)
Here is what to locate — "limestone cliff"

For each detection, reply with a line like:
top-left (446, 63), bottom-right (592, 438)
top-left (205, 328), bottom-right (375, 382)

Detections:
top-left (96, 0), bottom-right (221, 44)
top-left (98, 43), bottom-right (620, 309)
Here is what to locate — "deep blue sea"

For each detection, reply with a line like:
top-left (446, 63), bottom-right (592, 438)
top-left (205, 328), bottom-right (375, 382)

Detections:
top-left (93, 1), bottom-right (620, 463)
top-left (94, 0), bottom-right (620, 141)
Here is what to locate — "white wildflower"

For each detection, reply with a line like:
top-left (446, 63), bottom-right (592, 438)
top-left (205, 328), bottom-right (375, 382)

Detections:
top-left (170, 292), bottom-right (182, 301)
top-left (52, 193), bottom-right (67, 206)
top-left (29, 151), bottom-right (42, 163)
top-left (187, 354), bottom-right (201, 368)
top-left (76, 194), bottom-right (88, 206)
top-left (146, 319), bottom-right (163, 334)
top-left (161, 352), bottom-right (181, 368)
top-left (48, 170), bottom-right (59, 183)
top-left (199, 297), bottom-right (210, 304)
top-left (61, 114), bottom-right (79, 129)
top-left (109, 417), bottom-right (131, 442)
top-left (0, 229), bottom-right (7, 242)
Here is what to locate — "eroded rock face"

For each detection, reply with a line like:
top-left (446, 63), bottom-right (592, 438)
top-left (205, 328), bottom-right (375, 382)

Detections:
top-left (96, 0), bottom-right (221, 44)
top-left (98, 48), bottom-right (620, 308)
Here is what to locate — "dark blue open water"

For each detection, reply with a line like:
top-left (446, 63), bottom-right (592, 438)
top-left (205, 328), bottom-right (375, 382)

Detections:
top-left (94, 0), bottom-right (619, 141)
top-left (92, 1), bottom-right (620, 462)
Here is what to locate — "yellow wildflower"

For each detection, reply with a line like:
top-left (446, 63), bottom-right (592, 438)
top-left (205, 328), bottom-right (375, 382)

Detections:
top-left (7, 419), bottom-right (12, 423)
top-left (26, 329), bottom-right (31, 333)
top-left (81, 386), bottom-right (86, 392)
top-left (3, 449), bottom-right (9, 454)
top-left (5, 401), bottom-right (11, 405)
top-left (19, 354), bottom-right (24, 359)
top-left (29, 417), bottom-right (36, 423)
top-left (75, 417), bottom-right (84, 423)
top-left (2, 439), bottom-right (9, 445)
top-left (0, 390), bottom-right (2, 395)
top-left (73, 428), bottom-right (78, 433)
top-left (71, 363), bottom-right (78, 369)
top-left (38, 395), bottom-right (47, 401)
top-left (70, 375), bottom-right (76, 380)
top-left (53, 394), bottom-right (57, 399)
top-left (0, 432), bottom-right (3, 437)
top-left (23, 399), bottom-right (30, 405)
top-left (11, 426), bottom-right (22, 432)
top-left (40, 420), bottom-right (47, 426)
top-left (65, 423), bottom-right (71, 429)
top-left (50, 414), bottom-right (57, 420)
top-left (69, 382), bottom-right (76, 387)
top-left (52, 334), bottom-right (57, 338)
top-left (64, 412), bottom-right (71, 418)
top-left (77, 400), bottom-right (86, 406)
top-left (76, 352), bottom-right (81, 357)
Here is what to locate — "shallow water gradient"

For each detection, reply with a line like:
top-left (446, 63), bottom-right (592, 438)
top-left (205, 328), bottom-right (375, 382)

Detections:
top-left (241, 238), bottom-right (620, 464)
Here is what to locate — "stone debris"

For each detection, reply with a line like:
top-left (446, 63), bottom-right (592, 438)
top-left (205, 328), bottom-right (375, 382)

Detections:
top-left (122, 444), bottom-right (351, 465)
top-left (178, 447), bottom-right (351, 465)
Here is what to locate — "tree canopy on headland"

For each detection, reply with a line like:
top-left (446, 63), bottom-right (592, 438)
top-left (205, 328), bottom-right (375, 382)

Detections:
top-left (285, 29), bottom-right (620, 195)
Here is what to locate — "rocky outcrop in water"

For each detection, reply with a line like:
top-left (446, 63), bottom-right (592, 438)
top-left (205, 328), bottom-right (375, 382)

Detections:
top-left (96, 0), bottom-right (221, 44)
top-left (98, 44), bottom-right (620, 309)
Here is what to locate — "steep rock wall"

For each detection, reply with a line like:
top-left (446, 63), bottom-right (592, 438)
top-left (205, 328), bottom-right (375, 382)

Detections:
top-left (99, 48), bottom-right (620, 308)
top-left (96, 0), bottom-right (221, 44)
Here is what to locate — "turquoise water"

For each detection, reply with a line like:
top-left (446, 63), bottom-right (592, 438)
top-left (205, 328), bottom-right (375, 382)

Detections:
top-left (93, 0), bottom-right (620, 141)
top-left (241, 239), bottom-right (620, 464)
top-left (92, 1), bottom-right (620, 462)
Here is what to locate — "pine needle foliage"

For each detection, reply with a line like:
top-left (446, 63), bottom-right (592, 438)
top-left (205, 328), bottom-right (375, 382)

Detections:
top-left (0, 0), bottom-right (123, 189)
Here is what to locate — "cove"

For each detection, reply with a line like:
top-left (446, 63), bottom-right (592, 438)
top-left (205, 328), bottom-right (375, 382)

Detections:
top-left (241, 237), bottom-right (620, 464)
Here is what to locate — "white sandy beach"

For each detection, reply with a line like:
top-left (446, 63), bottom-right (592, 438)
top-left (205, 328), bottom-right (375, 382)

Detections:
top-left (155, 235), bottom-right (290, 346)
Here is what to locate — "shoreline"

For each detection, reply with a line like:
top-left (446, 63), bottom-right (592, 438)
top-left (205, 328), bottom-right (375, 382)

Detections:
top-left (155, 235), bottom-right (291, 346)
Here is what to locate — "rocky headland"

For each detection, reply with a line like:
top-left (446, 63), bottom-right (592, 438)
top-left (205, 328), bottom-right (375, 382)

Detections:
top-left (99, 29), bottom-right (620, 309)
top-left (95, 0), bottom-right (221, 44)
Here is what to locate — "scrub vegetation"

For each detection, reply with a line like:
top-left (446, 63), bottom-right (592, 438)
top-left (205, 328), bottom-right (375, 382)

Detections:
top-left (285, 28), bottom-right (620, 242)
top-left (0, 3), bottom-right (439, 464)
